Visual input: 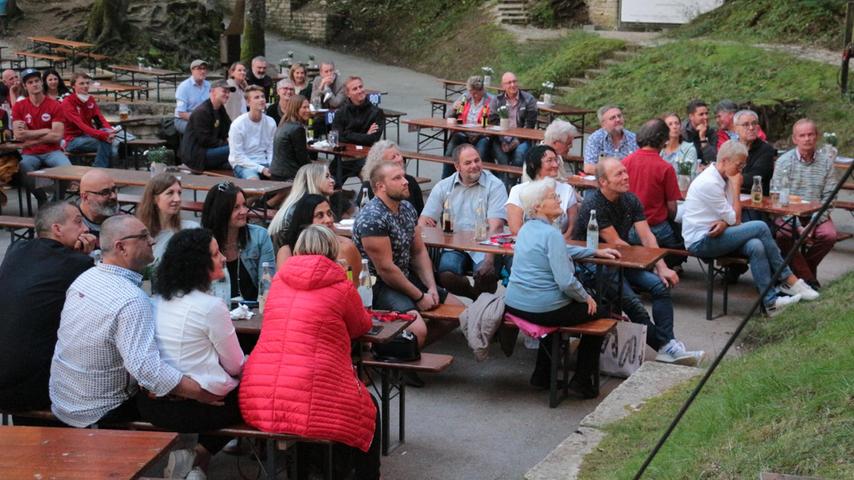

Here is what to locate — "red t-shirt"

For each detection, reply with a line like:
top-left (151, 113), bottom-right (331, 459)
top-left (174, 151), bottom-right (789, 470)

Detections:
top-left (622, 148), bottom-right (682, 226)
top-left (12, 96), bottom-right (64, 155)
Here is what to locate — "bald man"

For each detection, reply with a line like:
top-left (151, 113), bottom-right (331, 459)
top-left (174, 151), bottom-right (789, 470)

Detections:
top-left (78, 169), bottom-right (119, 238)
top-left (488, 71), bottom-right (538, 188)
top-left (2, 69), bottom-right (22, 110)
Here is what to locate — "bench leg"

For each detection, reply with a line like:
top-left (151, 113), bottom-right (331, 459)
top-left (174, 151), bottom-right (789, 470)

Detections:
top-left (399, 376), bottom-right (406, 448)
top-left (264, 438), bottom-right (275, 480)
top-left (706, 261), bottom-right (715, 320)
top-left (325, 443), bottom-right (334, 480)
top-left (722, 268), bottom-right (729, 316)
top-left (549, 333), bottom-right (561, 408)
top-left (380, 369), bottom-right (391, 456)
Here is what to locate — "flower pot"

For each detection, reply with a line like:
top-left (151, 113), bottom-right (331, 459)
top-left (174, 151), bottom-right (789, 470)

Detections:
top-left (677, 174), bottom-right (691, 192)
top-left (542, 93), bottom-right (553, 105)
top-left (499, 118), bottom-right (510, 130)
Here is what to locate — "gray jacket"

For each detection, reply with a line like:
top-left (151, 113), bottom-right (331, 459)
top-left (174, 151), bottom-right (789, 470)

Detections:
top-left (488, 90), bottom-right (538, 129)
top-left (459, 292), bottom-right (506, 361)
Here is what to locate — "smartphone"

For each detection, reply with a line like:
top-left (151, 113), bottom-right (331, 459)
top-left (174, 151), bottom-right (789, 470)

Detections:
top-left (367, 325), bottom-right (383, 336)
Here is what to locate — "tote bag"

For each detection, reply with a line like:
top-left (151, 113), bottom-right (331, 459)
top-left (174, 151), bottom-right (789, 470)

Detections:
top-left (599, 317), bottom-right (646, 378)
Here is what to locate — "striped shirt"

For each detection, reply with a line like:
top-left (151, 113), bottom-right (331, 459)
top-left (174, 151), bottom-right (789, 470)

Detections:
top-left (772, 147), bottom-right (838, 222)
top-left (50, 263), bottom-right (182, 427)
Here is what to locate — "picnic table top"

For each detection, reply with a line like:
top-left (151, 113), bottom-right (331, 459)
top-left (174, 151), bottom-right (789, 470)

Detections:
top-left (234, 312), bottom-right (411, 343)
top-left (29, 36), bottom-right (95, 50)
top-left (404, 117), bottom-right (545, 142)
top-left (309, 141), bottom-right (370, 159)
top-left (109, 64), bottom-right (181, 77)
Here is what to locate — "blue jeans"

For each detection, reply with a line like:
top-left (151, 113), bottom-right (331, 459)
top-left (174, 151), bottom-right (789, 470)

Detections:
top-left (19, 150), bottom-right (71, 196)
top-left (629, 220), bottom-right (686, 267)
top-left (437, 250), bottom-right (503, 276)
top-left (492, 140), bottom-right (529, 189)
top-left (67, 135), bottom-right (113, 168)
top-left (204, 146), bottom-right (231, 170)
top-left (174, 118), bottom-right (188, 134)
top-left (443, 133), bottom-right (491, 179)
top-left (687, 221), bottom-right (793, 307)
top-left (233, 164), bottom-right (261, 179)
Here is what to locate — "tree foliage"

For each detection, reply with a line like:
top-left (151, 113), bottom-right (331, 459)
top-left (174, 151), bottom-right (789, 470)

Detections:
top-left (240, 0), bottom-right (265, 65)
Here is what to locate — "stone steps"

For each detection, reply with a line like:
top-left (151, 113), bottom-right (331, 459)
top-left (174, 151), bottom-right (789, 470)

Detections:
top-left (495, 0), bottom-right (530, 25)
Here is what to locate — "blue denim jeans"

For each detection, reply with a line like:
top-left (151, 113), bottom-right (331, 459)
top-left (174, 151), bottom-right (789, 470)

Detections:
top-left (204, 146), bottom-right (231, 170)
top-left (233, 164), bottom-right (261, 179)
top-left (492, 140), bottom-right (529, 190)
top-left (437, 249), bottom-right (503, 276)
top-left (687, 220), bottom-right (793, 307)
top-left (629, 220), bottom-right (686, 267)
top-left (19, 150), bottom-right (71, 193)
top-left (443, 133), bottom-right (491, 179)
top-left (67, 135), bottom-right (113, 168)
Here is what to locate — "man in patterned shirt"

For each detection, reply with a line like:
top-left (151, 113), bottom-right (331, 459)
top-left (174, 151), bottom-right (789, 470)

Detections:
top-left (582, 104), bottom-right (638, 175)
top-left (354, 162), bottom-right (464, 352)
top-left (50, 215), bottom-right (223, 427)
top-left (772, 119), bottom-right (839, 289)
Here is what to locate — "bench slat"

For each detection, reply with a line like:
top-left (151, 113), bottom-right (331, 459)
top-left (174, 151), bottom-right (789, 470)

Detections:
top-left (360, 352), bottom-right (454, 372)
top-left (0, 215), bottom-right (36, 229)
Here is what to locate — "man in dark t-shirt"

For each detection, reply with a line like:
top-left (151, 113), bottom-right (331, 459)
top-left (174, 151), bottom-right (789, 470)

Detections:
top-left (0, 201), bottom-right (94, 410)
top-left (572, 157), bottom-right (702, 365)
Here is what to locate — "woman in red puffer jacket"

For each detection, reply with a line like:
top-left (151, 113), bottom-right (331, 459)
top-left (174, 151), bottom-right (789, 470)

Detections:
top-left (239, 225), bottom-right (379, 479)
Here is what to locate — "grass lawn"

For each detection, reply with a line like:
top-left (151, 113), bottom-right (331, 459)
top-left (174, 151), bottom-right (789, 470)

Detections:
top-left (578, 272), bottom-right (854, 479)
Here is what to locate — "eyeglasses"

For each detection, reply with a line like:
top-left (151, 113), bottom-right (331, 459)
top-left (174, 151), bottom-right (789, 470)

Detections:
top-left (119, 231), bottom-right (152, 242)
top-left (85, 186), bottom-right (119, 196)
top-left (737, 121), bottom-right (760, 128)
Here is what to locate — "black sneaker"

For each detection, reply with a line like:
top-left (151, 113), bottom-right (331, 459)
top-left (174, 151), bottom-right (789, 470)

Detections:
top-left (402, 371), bottom-right (425, 388)
top-left (529, 369), bottom-right (550, 390)
top-left (567, 375), bottom-right (598, 399)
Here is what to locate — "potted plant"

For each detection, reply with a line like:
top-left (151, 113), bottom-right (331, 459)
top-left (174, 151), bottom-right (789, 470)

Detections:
top-left (820, 131), bottom-right (838, 163)
top-left (482, 66), bottom-right (494, 87)
top-left (497, 105), bottom-right (510, 130)
top-left (541, 81), bottom-right (555, 105)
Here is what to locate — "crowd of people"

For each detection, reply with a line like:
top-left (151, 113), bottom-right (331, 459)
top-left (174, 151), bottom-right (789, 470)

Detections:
top-left (0, 57), bottom-right (844, 480)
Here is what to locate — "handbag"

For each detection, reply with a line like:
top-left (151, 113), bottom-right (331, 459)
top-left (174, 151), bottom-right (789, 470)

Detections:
top-left (368, 310), bottom-right (421, 362)
top-left (599, 316), bottom-right (646, 378)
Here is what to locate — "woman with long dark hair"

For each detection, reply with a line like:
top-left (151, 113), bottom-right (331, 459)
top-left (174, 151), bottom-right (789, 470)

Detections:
top-left (43, 69), bottom-right (70, 100)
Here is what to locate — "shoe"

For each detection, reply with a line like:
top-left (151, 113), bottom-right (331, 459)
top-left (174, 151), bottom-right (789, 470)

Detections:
top-left (805, 279), bottom-right (822, 291)
top-left (766, 293), bottom-right (802, 316)
top-left (185, 467), bottom-right (207, 480)
top-left (221, 438), bottom-right (243, 455)
top-left (401, 371), bottom-right (425, 388)
top-left (656, 339), bottom-right (704, 367)
top-left (164, 448), bottom-right (196, 478)
top-left (529, 368), bottom-right (549, 389)
top-left (567, 375), bottom-right (598, 399)
top-left (780, 279), bottom-right (820, 301)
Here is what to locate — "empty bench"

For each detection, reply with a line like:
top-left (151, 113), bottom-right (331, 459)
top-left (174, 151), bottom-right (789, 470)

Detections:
top-left (0, 215), bottom-right (35, 243)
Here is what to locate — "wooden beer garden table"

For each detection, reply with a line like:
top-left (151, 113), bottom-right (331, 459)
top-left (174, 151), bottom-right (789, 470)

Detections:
top-left (404, 117), bottom-right (545, 153)
top-left (0, 425), bottom-right (178, 480)
top-left (109, 64), bottom-right (182, 102)
top-left (234, 310), bottom-right (412, 343)
top-left (90, 80), bottom-right (149, 102)
top-left (739, 194), bottom-right (823, 240)
top-left (29, 36), bottom-right (94, 67)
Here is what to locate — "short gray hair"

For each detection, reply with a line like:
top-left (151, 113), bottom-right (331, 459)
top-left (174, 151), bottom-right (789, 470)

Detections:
top-left (716, 140), bottom-right (748, 163)
top-left (251, 56), bottom-right (267, 65)
top-left (99, 214), bottom-right (136, 254)
top-left (293, 224), bottom-right (339, 261)
top-left (35, 200), bottom-right (74, 237)
top-left (597, 104), bottom-right (621, 123)
top-left (362, 139), bottom-right (399, 180)
top-left (276, 78), bottom-right (295, 89)
top-left (319, 61), bottom-right (335, 70)
top-left (543, 119), bottom-right (578, 145)
top-left (466, 75), bottom-right (484, 91)
top-left (595, 156), bottom-right (620, 182)
top-left (519, 178), bottom-right (557, 217)
top-left (733, 109), bottom-right (758, 126)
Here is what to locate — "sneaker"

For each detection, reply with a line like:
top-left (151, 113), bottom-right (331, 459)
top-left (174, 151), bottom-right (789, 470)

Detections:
top-left (766, 293), bottom-right (802, 316)
top-left (780, 279), bottom-right (820, 301)
top-left (164, 448), bottom-right (196, 479)
top-left (401, 371), bottom-right (425, 388)
top-left (656, 340), bottom-right (704, 367)
top-left (185, 467), bottom-right (207, 480)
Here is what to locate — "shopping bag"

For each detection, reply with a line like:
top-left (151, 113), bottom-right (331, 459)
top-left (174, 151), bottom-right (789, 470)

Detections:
top-left (599, 317), bottom-right (646, 378)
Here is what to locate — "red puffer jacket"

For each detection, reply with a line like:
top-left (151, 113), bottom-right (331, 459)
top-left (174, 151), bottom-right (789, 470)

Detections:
top-left (239, 254), bottom-right (375, 451)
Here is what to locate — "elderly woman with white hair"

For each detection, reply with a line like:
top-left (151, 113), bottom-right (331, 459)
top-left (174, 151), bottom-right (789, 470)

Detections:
top-left (355, 139), bottom-right (424, 213)
top-left (543, 119), bottom-right (578, 176)
top-left (505, 178), bottom-right (618, 398)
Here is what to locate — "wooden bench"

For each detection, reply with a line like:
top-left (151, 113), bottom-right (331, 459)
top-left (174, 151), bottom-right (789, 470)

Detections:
top-left (360, 352), bottom-right (454, 455)
top-left (426, 97), bottom-right (452, 117)
top-left (833, 199), bottom-right (854, 216)
top-left (402, 150), bottom-right (523, 176)
top-left (67, 151), bottom-right (97, 166)
top-left (1, 409), bottom-right (334, 480)
top-left (15, 51), bottom-right (66, 69)
top-left (381, 108), bottom-right (406, 143)
top-left (665, 248), bottom-right (750, 320)
top-left (0, 215), bottom-right (35, 243)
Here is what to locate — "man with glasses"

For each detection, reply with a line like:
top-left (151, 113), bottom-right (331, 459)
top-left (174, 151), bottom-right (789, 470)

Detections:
top-left (734, 109), bottom-right (776, 197)
top-left (78, 169), bottom-right (120, 239)
top-left (174, 59), bottom-right (211, 134)
top-left (583, 104), bottom-right (638, 175)
top-left (50, 215), bottom-right (223, 428)
top-left (265, 79), bottom-right (296, 125)
top-left (488, 71), bottom-right (538, 187)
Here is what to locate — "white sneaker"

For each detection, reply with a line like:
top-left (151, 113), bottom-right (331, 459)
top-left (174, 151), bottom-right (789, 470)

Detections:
top-left (780, 279), bottom-right (820, 301)
top-left (656, 340), bottom-right (704, 367)
top-left (185, 467), bottom-right (207, 480)
top-left (766, 293), bottom-right (802, 316)
top-left (164, 448), bottom-right (196, 479)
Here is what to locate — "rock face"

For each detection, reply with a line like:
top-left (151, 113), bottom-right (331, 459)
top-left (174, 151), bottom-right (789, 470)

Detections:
top-left (14, 0), bottom-right (223, 68)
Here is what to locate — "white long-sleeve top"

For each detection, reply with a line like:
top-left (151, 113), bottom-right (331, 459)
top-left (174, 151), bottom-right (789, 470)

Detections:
top-left (681, 165), bottom-right (737, 249)
top-left (228, 112), bottom-right (277, 173)
top-left (153, 290), bottom-right (245, 396)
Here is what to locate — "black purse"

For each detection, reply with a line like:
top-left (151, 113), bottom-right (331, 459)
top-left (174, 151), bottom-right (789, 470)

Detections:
top-left (370, 329), bottom-right (421, 362)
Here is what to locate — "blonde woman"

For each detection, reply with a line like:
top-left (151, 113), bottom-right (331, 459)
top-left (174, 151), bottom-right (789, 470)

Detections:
top-left (267, 162), bottom-right (336, 240)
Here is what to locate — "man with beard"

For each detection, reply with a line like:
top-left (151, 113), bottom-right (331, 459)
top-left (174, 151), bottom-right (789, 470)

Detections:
top-left (246, 56), bottom-right (275, 103)
top-left (583, 105), bottom-right (638, 175)
top-left (77, 169), bottom-right (120, 240)
top-left (681, 99), bottom-right (717, 165)
top-left (329, 76), bottom-right (385, 187)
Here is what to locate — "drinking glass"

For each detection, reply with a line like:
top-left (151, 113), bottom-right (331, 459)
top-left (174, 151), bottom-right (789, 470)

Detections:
top-left (328, 129), bottom-right (339, 148)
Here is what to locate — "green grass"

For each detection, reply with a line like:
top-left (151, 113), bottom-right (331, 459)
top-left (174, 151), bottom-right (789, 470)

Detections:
top-left (670, 0), bottom-right (849, 50)
top-left (563, 40), bottom-right (854, 153)
top-left (578, 272), bottom-right (854, 479)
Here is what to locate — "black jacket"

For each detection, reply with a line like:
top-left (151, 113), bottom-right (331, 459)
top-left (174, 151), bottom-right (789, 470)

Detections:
top-left (271, 121), bottom-right (310, 180)
top-left (741, 140), bottom-right (777, 195)
top-left (331, 100), bottom-right (385, 146)
top-left (179, 99), bottom-right (231, 171)
top-left (681, 120), bottom-right (717, 165)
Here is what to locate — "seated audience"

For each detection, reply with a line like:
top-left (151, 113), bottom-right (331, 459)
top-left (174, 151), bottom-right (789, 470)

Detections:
top-left (660, 112), bottom-right (699, 178)
top-left (265, 79), bottom-right (295, 125)
top-left (682, 140), bottom-right (819, 314)
top-left (12, 68), bottom-right (70, 206)
top-left (224, 61), bottom-right (248, 121)
top-left (271, 95), bottom-right (311, 182)
top-left (2, 69), bottom-right (22, 112)
top-left (240, 225), bottom-right (380, 480)
top-left (289, 63), bottom-right (312, 99)
top-left (228, 85), bottom-right (277, 180)
top-left (174, 59), bottom-right (211, 134)
top-left (622, 118), bottom-right (686, 264)
top-left (78, 168), bottom-right (120, 239)
top-left (268, 162), bottom-right (336, 239)
top-left (488, 71), bottom-right (538, 185)
top-left (0, 201), bottom-right (94, 411)
top-left (62, 72), bottom-right (115, 168)
top-left (42, 69), bottom-right (70, 101)
top-left (572, 157), bottom-right (703, 365)
top-left (201, 181), bottom-right (275, 304)
top-left (274, 194), bottom-right (361, 286)
top-left (772, 119), bottom-right (839, 289)
top-left (506, 145), bottom-right (578, 240)
top-left (714, 99), bottom-right (767, 149)
top-left (246, 56), bottom-right (274, 102)
top-left (583, 104), bottom-right (638, 175)
top-left (735, 109), bottom-right (776, 196)
top-left (330, 76), bottom-right (385, 187)
top-left (179, 79), bottom-right (233, 171)
top-left (139, 228), bottom-right (245, 478)
top-left (442, 75), bottom-right (492, 178)
top-left (542, 119), bottom-right (579, 176)
top-left (310, 61), bottom-right (347, 109)
top-left (50, 215), bottom-right (222, 428)
top-left (420, 144), bottom-right (507, 299)
top-left (505, 178), bottom-right (610, 397)
top-left (135, 172), bottom-right (198, 263)
top-left (681, 99), bottom-right (717, 165)
top-left (356, 139), bottom-right (424, 214)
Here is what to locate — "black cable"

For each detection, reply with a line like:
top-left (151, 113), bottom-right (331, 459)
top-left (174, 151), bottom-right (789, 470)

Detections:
top-left (633, 160), bottom-right (854, 479)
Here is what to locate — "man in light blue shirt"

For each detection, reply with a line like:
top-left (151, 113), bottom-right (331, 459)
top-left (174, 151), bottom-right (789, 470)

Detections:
top-left (419, 144), bottom-right (508, 299)
top-left (174, 59), bottom-right (211, 134)
top-left (583, 104), bottom-right (638, 175)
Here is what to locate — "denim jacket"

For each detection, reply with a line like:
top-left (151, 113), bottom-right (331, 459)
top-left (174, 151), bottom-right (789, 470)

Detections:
top-left (211, 224), bottom-right (276, 304)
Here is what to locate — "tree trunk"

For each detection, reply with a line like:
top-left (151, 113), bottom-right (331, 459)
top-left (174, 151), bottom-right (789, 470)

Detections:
top-left (240, 0), bottom-right (265, 65)
top-left (85, 0), bottom-right (130, 48)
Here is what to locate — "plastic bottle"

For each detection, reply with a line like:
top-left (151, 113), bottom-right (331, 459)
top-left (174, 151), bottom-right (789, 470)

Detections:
top-left (586, 209), bottom-right (599, 251)
top-left (258, 262), bottom-right (273, 314)
top-left (358, 258), bottom-right (372, 308)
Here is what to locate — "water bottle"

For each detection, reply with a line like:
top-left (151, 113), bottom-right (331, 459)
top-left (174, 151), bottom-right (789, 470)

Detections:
top-left (258, 262), bottom-right (273, 314)
top-left (586, 209), bottom-right (599, 251)
top-left (358, 259), bottom-right (372, 308)
top-left (474, 195), bottom-right (487, 241)
top-left (359, 186), bottom-right (369, 210)
top-left (751, 175), bottom-right (763, 205)
top-left (778, 167), bottom-right (790, 206)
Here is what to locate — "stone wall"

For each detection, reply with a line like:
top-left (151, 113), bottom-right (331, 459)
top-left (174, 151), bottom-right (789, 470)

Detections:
top-left (586, 0), bottom-right (618, 29)
top-left (224, 0), bottom-right (330, 43)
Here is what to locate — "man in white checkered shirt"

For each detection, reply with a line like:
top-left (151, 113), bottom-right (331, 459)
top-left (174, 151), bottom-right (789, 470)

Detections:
top-left (49, 215), bottom-right (223, 427)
